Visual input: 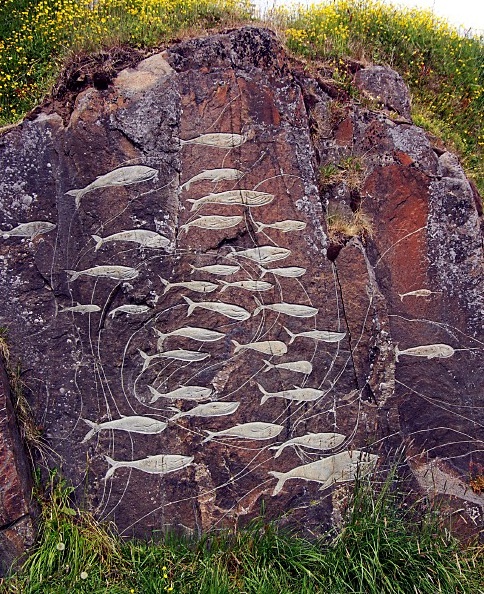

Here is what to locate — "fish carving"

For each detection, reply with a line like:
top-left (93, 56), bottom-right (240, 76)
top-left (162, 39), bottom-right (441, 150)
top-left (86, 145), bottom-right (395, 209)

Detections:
top-left (183, 296), bottom-right (251, 321)
top-left (254, 220), bottom-right (306, 233)
top-left (259, 266), bottom-right (306, 278)
top-left (59, 303), bottom-right (101, 314)
top-left (258, 383), bottom-right (324, 405)
top-left (262, 359), bottom-right (313, 375)
top-left (148, 385), bottom-right (213, 403)
top-left (189, 264), bottom-right (241, 276)
top-left (202, 422), bottom-right (284, 443)
top-left (232, 340), bottom-right (287, 356)
top-left (169, 401), bottom-right (240, 421)
top-left (66, 165), bottom-right (158, 209)
top-left (104, 453), bottom-right (193, 480)
top-left (187, 190), bottom-right (274, 212)
top-left (82, 416), bottom-right (167, 443)
top-left (269, 432), bottom-right (346, 458)
top-left (154, 327), bottom-right (225, 349)
top-left (180, 168), bottom-right (244, 191)
top-left (1, 221), bottom-right (56, 240)
top-left (65, 265), bottom-right (138, 282)
top-left (159, 276), bottom-right (218, 294)
top-left (284, 327), bottom-right (346, 344)
top-left (269, 451), bottom-right (378, 495)
top-left (395, 343), bottom-right (455, 362)
top-left (180, 132), bottom-right (249, 148)
top-left (228, 246), bottom-right (290, 265)
top-left (219, 280), bottom-right (273, 292)
top-left (254, 301), bottom-right (318, 318)
top-left (180, 215), bottom-right (243, 233)
top-left (108, 305), bottom-right (151, 319)
top-left (92, 230), bottom-right (170, 251)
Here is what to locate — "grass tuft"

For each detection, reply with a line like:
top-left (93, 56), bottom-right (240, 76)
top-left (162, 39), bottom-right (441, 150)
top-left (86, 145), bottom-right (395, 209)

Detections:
top-left (1, 471), bottom-right (482, 593)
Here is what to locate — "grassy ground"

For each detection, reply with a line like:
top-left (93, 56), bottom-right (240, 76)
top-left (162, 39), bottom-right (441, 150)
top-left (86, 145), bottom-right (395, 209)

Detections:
top-left (1, 472), bottom-right (482, 593)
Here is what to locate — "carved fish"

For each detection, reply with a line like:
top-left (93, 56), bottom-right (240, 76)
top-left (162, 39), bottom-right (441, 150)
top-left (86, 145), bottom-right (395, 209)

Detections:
top-left (159, 276), bottom-right (218, 294)
top-left (180, 215), bottom-right (243, 233)
top-left (398, 289), bottom-right (439, 301)
top-left (254, 220), bottom-right (306, 233)
top-left (259, 266), bottom-right (306, 278)
top-left (269, 451), bottom-right (378, 495)
top-left (262, 359), bottom-right (313, 375)
top-left (154, 327), bottom-right (225, 349)
top-left (59, 303), bottom-right (101, 314)
top-left (220, 280), bottom-right (273, 292)
top-left (148, 385), bottom-right (213, 403)
top-left (92, 230), bottom-right (170, 251)
top-left (187, 190), bottom-right (274, 212)
top-left (139, 349), bottom-right (209, 371)
top-left (1, 221), bottom-right (56, 239)
top-left (66, 165), bottom-right (158, 209)
top-left (183, 296), bottom-right (250, 321)
top-left (284, 327), bottom-right (346, 344)
top-left (104, 453), bottom-right (193, 480)
top-left (269, 432), bottom-right (346, 458)
top-left (108, 304), bottom-right (150, 319)
top-left (180, 132), bottom-right (249, 148)
top-left (395, 343), bottom-right (455, 362)
top-left (82, 415), bottom-right (167, 443)
top-left (254, 301), bottom-right (318, 318)
top-left (202, 422), bottom-right (284, 443)
top-left (180, 168), bottom-right (244, 191)
top-left (258, 383), bottom-right (324, 405)
top-left (169, 401), bottom-right (240, 421)
top-left (228, 246), bottom-right (290, 264)
top-left (190, 264), bottom-right (241, 276)
top-left (65, 265), bottom-right (139, 282)
top-left (232, 339), bottom-right (287, 356)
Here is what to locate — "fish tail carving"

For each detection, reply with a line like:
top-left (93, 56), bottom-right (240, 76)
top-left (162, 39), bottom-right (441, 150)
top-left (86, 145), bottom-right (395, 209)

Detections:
top-left (283, 326), bottom-right (296, 345)
top-left (104, 456), bottom-right (119, 480)
top-left (189, 265), bottom-right (196, 275)
top-left (398, 293), bottom-right (404, 302)
top-left (268, 471), bottom-right (286, 496)
top-left (158, 275), bottom-right (171, 294)
top-left (180, 223), bottom-right (189, 234)
top-left (219, 281), bottom-right (229, 292)
top-left (201, 431), bottom-right (215, 444)
top-left (183, 296), bottom-right (196, 316)
top-left (81, 419), bottom-right (99, 443)
top-left (153, 328), bottom-right (167, 348)
top-left (254, 222), bottom-right (264, 233)
top-left (65, 269), bottom-right (80, 282)
top-left (186, 199), bottom-right (198, 212)
top-left (394, 345), bottom-right (400, 362)
top-left (91, 235), bottom-right (103, 251)
top-left (261, 359), bottom-right (273, 373)
top-left (148, 385), bottom-right (160, 403)
top-left (257, 383), bottom-right (270, 405)
top-left (258, 265), bottom-right (267, 278)
top-left (232, 339), bottom-right (241, 353)
top-left (253, 297), bottom-right (263, 317)
top-left (168, 406), bottom-right (182, 421)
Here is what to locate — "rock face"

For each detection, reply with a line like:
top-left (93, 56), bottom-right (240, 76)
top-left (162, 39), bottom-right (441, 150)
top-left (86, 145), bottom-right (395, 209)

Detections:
top-left (0, 27), bottom-right (482, 553)
top-left (0, 357), bottom-right (36, 574)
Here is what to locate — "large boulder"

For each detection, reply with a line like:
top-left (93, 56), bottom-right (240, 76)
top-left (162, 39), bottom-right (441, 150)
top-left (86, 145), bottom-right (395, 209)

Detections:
top-left (0, 27), bottom-right (482, 554)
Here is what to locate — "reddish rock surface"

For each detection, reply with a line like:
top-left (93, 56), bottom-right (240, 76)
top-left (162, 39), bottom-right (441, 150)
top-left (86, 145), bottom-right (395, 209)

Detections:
top-left (0, 27), bottom-right (482, 553)
top-left (0, 357), bottom-right (35, 575)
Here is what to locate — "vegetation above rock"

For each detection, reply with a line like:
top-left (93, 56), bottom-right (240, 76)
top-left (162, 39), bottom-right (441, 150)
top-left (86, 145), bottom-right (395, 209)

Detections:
top-left (0, 0), bottom-right (483, 191)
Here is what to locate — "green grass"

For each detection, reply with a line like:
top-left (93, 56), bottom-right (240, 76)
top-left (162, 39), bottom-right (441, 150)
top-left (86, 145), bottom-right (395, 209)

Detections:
top-left (1, 471), bottom-right (482, 593)
top-left (0, 0), bottom-right (483, 190)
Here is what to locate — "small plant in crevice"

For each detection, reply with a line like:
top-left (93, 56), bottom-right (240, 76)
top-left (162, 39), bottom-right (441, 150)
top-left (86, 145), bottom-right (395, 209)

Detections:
top-left (319, 155), bottom-right (366, 192)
